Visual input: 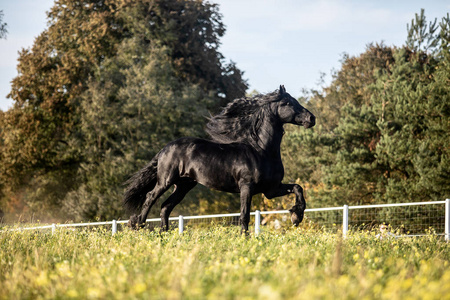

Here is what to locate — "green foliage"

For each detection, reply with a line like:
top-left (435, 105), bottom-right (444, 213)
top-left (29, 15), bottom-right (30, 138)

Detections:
top-left (1, 228), bottom-right (449, 299)
top-left (115, 0), bottom-right (247, 104)
top-left (376, 49), bottom-right (450, 201)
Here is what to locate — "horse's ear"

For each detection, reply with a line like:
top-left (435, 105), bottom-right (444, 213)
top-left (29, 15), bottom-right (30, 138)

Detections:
top-left (279, 85), bottom-right (286, 95)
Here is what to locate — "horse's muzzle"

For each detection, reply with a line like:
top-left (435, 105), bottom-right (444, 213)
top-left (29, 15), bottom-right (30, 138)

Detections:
top-left (297, 114), bottom-right (315, 128)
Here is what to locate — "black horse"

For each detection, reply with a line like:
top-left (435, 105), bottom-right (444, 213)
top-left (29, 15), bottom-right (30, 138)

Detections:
top-left (124, 85), bottom-right (315, 233)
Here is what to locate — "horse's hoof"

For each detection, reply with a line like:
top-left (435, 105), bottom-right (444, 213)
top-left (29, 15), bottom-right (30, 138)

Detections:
top-left (289, 205), bottom-right (304, 226)
top-left (128, 215), bottom-right (140, 230)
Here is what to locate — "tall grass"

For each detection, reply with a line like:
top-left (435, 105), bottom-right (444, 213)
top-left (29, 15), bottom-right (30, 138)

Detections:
top-left (1, 226), bottom-right (450, 299)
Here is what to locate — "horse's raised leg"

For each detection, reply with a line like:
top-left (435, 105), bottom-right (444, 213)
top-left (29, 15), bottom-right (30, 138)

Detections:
top-left (160, 180), bottom-right (197, 231)
top-left (129, 183), bottom-right (170, 230)
top-left (239, 184), bottom-right (253, 235)
top-left (264, 183), bottom-right (306, 226)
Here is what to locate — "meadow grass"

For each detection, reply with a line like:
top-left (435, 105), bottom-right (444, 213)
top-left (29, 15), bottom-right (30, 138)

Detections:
top-left (1, 225), bottom-right (450, 299)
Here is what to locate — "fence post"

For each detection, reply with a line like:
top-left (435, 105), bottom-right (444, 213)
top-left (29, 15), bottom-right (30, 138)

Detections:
top-left (445, 199), bottom-right (450, 242)
top-left (112, 219), bottom-right (117, 235)
top-left (343, 205), bottom-right (349, 238)
top-left (51, 223), bottom-right (56, 235)
top-left (255, 210), bottom-right (261, 236)
top-left (179, 215), bottom-right (184, 234)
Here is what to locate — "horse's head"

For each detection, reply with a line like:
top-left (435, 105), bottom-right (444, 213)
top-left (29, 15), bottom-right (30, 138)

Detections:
top-left (274, 85), bottom-right (315, 128)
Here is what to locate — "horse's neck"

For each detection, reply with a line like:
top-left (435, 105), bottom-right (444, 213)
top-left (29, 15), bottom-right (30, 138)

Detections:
top-left (257, 120), bottom-right (284, 159)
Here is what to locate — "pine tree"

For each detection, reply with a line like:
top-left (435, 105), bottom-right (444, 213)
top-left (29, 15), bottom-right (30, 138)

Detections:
top-left (406, 8), bottom-right (439, 53)
top-left (0, 10), bottom-right (7, 39)
top-left (376, 14), bottom-right (450, 203)
top-left (283, 12), bottom-right (449, 208)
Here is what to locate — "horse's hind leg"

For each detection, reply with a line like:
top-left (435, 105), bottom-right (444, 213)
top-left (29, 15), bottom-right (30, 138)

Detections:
top-left (160, 180), bottom-right (197, 231)
top-left (129, 183), bottom-right (171, 230)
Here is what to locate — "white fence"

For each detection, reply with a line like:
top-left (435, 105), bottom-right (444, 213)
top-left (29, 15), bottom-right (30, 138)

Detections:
top-left (4, 199), bottom-right (450, 240)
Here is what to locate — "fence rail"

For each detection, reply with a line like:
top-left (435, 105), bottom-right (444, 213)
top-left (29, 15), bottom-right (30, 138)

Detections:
top-left (3, 199), bottom-right (450, 240)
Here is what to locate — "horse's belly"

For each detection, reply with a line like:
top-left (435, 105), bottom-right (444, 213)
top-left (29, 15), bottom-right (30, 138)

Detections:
top-left (197, 175), bottom-right (240, 193)
top-left (181, 157), bottom-right (240, 193)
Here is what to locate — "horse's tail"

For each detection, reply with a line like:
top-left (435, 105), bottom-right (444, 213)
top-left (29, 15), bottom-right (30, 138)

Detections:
top-left (123, 153), bottom-right (160, 213)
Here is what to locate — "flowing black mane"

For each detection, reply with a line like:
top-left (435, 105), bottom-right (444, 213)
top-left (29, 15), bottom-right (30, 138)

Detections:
top-left (206, 90), bottom-right (281, 148)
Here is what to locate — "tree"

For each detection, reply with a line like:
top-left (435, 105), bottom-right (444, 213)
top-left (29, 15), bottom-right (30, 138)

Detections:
top-left (375, 14), bottom-right (450, 203)
top-left (1, 0), bottom-right (121, 218)
top-left (0, 0), bottom-right (247, 221)
top-left (279, 11), bottom-right (449, 209)
top-left (0, 10), bottom-right (7, 39)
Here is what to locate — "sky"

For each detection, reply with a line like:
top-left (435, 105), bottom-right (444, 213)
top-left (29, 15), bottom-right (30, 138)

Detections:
top-left (1, 0), bottom-right (449, 111)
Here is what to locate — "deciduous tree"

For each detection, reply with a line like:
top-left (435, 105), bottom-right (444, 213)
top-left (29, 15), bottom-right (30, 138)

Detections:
top-left (0, 0), bottom-right (247, 220)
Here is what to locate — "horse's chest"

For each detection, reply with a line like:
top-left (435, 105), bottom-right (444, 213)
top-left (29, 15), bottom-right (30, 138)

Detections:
top-left (257, 161), bottom-right (284, 186)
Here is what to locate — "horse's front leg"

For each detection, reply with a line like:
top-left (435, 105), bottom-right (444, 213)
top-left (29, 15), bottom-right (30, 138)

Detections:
top-left (264, 183), bottom-right (306, 226)
top-left (239, 184), bottom-right (253, 235)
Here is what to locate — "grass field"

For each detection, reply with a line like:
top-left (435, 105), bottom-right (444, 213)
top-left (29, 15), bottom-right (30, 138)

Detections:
top-left (1, 226), bottom-right (450, 299)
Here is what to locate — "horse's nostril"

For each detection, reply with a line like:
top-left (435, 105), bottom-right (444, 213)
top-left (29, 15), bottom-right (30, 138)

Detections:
top-left (306, 114), bottom-right (316, 127)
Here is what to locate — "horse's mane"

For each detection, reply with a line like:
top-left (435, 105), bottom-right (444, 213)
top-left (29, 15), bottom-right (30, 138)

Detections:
top-left (206, 90), bottom-right (281, 149)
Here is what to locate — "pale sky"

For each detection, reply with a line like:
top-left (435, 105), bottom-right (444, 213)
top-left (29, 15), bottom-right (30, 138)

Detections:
top-left (1, 0), bottom-right (449, 111)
